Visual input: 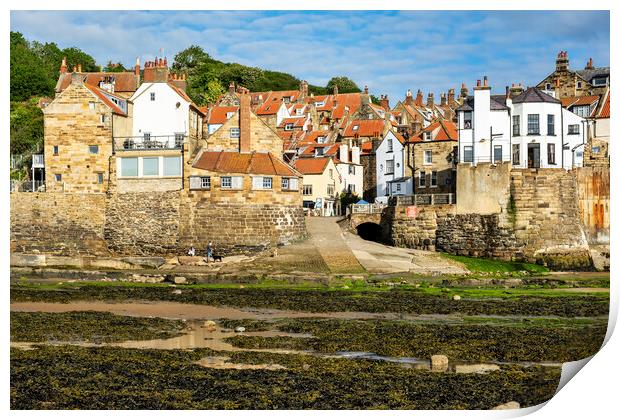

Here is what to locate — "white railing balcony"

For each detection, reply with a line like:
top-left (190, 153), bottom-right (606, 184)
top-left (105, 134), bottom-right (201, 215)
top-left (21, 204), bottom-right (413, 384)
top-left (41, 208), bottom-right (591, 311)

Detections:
top-left (389, 193), bottom-right (456, 206)
top-left (114, 135), bottom-right (185, 151)
top-left (32, 154), bottom-right (45, 168)
top-left (351, 203), bottom-right (387, 214)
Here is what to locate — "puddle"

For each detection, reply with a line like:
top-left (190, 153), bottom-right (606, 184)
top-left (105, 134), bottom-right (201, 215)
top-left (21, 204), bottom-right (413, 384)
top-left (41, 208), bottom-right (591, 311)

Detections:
top-left (10, 301), bottom-right (464, 322)
top-left (195, 356), bottom-right (286, 371)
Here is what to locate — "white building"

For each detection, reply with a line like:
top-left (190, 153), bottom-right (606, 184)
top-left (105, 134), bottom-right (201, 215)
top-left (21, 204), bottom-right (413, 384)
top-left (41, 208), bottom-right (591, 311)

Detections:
top-left (375, 130), bottom-right (412, 202)
top-left (335, 144), bottom-right (363, 196)
top-left (457, 77), bottom-right (585, 169)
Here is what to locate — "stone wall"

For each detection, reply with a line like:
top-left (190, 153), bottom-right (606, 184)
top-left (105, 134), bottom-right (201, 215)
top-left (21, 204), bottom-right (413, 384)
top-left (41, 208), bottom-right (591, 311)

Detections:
top-left (388, 205), bottom-right (455, 250)
top-left (104, 192), bottom-right (182, 255)
top-left (456, 163), bottom-right (511, 215)
top-left (575, 166), bottom-right (610, 244)
top-left (10, 193), bottom-right (109, 255)
top-left (11, 190), bottom-right (307, 257)
top-left (413, 141), bottom-right (457, 194)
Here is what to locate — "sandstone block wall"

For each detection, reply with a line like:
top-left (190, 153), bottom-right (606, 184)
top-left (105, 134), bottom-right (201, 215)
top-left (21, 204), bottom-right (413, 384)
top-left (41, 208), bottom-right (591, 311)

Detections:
top-left (388, 205), bottom-right (454, 249)
top-left (10, 193), bottom-right (109, 255)
top-left (575, 166), bottom-right (610, 244)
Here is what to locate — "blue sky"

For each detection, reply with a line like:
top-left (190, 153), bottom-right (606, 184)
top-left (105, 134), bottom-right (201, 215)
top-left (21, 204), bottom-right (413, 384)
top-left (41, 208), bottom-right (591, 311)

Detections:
top-left (11, 10), bottom-right (610, 100)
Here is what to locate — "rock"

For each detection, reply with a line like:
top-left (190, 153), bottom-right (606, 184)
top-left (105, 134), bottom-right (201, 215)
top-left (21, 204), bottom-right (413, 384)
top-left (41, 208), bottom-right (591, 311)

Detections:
top-left (203, 320), bottom-right (217, 331)
top-left (235, 326), bottom-right (246, 333)
top-left (453, 295), bottom-right (461, 301)
top-left (165, 256), bottom-right (180, 265)
top-left (121, 257), bottom-right (166, 269)
top-left (10, 253), bottom-right (46, 267)
top-left (491, 401), bottom-right (520, 410)
top-left (430, 355), bottom-right (449, 372)
top-left (455, 363), bottom-right (500, 374)
top-left (178, 256), bottom-right (208, 266)
top-left (171, 289), bottom-right (182, 295)
top-left (174, 276), bottom-right (188, 285)
top-left (88, 259), bottom-right (138, 270)
top-left (131, 274), bottom-right (165, 283)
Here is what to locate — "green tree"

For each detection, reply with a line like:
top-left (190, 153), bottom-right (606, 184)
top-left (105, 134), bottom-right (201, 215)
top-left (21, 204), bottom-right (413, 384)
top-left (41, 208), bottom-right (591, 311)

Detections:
top-left (103, 61), bottom-right (127, 72)
top-left (326, 76), bottom-right (361, 94)
top-left (172, 45), bottom-right (212, 73)
top-left (10, 32), bottom-right (54, 101)
top-left (10, 98), bottom-right (44, 155)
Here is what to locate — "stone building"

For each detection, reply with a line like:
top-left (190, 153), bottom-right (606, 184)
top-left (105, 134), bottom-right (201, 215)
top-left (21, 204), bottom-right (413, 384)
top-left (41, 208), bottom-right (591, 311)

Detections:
top-left (409, 120), bottom-right (458, 195)
top-left (55, 58), bottom-right (140, 98)
top-left (537, 51), bottom-right (610, 99)
top-left (43, 73), bottom-right (131, 193)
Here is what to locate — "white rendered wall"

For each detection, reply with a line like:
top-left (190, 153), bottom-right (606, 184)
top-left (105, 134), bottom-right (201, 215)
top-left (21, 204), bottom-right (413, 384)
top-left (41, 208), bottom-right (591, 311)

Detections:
top-left (375, 131), bottom-right (405, 199)
top-left (131, 83), bottom-right (190, 138)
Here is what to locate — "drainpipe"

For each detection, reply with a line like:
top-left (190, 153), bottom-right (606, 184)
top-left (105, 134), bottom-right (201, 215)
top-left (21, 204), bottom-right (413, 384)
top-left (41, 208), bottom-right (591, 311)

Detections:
top-left (560, 107), bottom-right (565, 169)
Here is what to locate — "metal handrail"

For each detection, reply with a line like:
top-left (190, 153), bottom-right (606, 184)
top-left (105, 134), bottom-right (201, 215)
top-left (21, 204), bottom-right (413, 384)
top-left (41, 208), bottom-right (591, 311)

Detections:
top-left (114, 135), bottom-right (185, 151)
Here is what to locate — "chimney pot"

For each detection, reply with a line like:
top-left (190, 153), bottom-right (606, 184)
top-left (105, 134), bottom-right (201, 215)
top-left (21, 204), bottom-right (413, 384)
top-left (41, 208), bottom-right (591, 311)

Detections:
top-left (364, 85), bottom-right (369, 94)
top-left (476, 79), bottom-right (481, 87)
top-left (483, 76), bottom-right (488, 87)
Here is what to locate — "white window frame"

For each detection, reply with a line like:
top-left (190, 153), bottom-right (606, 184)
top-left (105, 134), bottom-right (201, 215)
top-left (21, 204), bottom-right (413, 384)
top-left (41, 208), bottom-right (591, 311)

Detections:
top-left (387, 138), bottom-right (393, 153)
top-left (303, 184), bottom-right (313, 195)
top-left (386, 159), bottom-right (394, 175)
top-left (221, 176), bottom-right (232, 189)
top-left (424, 150), bottom-right (432, 165)
top-left (285, 123), bottom-right (294, 131)
top-left (230, 127), bottom-right (240, 138)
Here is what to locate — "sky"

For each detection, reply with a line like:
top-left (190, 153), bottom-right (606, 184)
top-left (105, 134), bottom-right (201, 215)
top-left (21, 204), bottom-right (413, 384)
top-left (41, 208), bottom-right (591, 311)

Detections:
top-left (10, 10), bottom-right (610, 101)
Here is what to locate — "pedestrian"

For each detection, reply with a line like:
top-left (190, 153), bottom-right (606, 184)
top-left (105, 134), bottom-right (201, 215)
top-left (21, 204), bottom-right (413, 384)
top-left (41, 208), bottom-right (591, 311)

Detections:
top-left (206, 241), bottom-right (213, 263)
top-left (187, 246), bottom-right (196, 257)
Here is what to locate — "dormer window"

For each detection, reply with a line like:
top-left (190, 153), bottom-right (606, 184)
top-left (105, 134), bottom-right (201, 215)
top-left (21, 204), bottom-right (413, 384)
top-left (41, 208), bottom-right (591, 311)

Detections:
top-left (317, 136), bottom-right (326, 144)
top-left (592, 77), bottom-right (607, 86)
top-left (285, 123), bottom-right (294, 131)
top-left (226, 112), bottom-right (235, 119)
top-left (315, 101), bottom-right (325, 107)
top-left (423, 132), bottom-right (431, 141)
top-left (283, 96), bottom-right (291, 103)
top-left (315, 147), bottom-right (324, 156)
top-left (352, 125), bottom-right (359, 131)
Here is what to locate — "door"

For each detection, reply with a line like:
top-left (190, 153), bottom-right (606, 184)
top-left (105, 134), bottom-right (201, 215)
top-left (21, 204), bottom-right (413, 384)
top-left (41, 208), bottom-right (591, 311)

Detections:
top-left (527, 143), bottom-right (540, 168)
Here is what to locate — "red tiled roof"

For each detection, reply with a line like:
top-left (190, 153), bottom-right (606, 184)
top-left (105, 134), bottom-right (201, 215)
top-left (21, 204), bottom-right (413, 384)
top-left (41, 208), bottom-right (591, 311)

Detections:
top-left (208, 106), bottom-right (238, 125)
top-left (598, 92), bottom-right (610, 119)
top-left (193, 151), bottom-right (298, 176)
top-left (299, 143), bottom-right (339, 157)
top-left (331, 93), bottom-right (362, 119)
top-left (57, 72), bottom-right (139, 93)
top-left (83, 83), bottom-right (127, 116)
top-left (278, 117), bottom-right (306, 128)
top-left (256, 90), bottom-right (300, 115)
top-left (292, 157), bottom-right (331, 175)
top-left (411, 120), bottom-right (458, 142)
top-left (561, 95), bottom-right (600, 108)
top-left (298, 130), bottom-right (329, 145)
top-left (342, 119), bottom-right (385, 137)
top-left (360, 142), bottom-right (373, 155)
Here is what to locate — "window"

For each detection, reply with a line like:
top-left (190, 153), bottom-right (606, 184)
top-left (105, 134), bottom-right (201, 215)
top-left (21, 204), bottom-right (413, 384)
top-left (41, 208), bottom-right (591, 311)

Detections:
top-left (88, 102), bottom-right (96, 110)
top-left (512, 144), bottom-right (520, 165)
top-left (190, 176), bottom-right (211, 190)
top-left (100, 115), bottom-right (108, 124)
top-left (348, 165), bottom-right (356, 175)
top-left (150, 92), bottom-right (156, 101)
top-left (577, 81), bottom-right (583, 89)
top-left (547, 114), bottom-right (555, 135)
top-left (548, 143), bottom-right (556, 165)
top-left (303, 185), bottom-right (313, 195)
top-left (419, 171), bottom-right (426, 188)
top-left (527, 114), bottom-right (540, 135)
top-left (174, 133), bottom-right (185, 147)
top-left (463, 111), bottom-right (472, 129)
top-left (545, 83), bottom-right (551, 90)
top-left (327, 185), bottom-right (334, 196)
top-left (226, 112), bottom-right (235, 119)
top-left (463, 146), bottom-right (473, 163)
top-left (386, 159), bottom-right (394, 174)
top-left (317, 136), bottom-right (326, 144)
top-left (329, 169), bottom-right (333, 178)
top-left (352, 125), bottom-right (359, 131)
top-left (387, 138), bottom-right (393, 152)
top-left (493, 145), bottom-right (503, 163)
top-left (592, 77), bottom-right (607, 86)
top-left (592, 146), bottom-right (601, 154)
top-left (121, 157), bottom-right (138, 177)
top-left (568, 124), bottom-right (580, 135)
top-left (347, 184), bottom-right (355, 193)
top-left (163, 156), bottom-right (181, 176)
top-left (424, 150), bottom-right (432, 165)
top-left (396, 183), bottom-right (401, 192)
top-left (573, 105), bottom-right (590, 117)
top-left (285, 123), bottom-right (294, 131)
top-left (282, 178), bottom-right (298, 190)
top-left (258, 177), bottom-right (273, 189)
top-left (221, 176), bottom-right (232, 188)
top-left (143, 132), bottom-right (151, 142)
top-left (55, 174), bottom-right (62, 182)
top-left (430, 171), bottom-right (438, 187)
top-left (512, 115), bottom-right (520, 136)
top-left (143, 157), bottom-right (159, 176)
top-left (53, 145), bottom-right (59, 155)
top-left (230, 127), bottom-right (240, 138)
top-left (315, 147), bottom-right (325, 156)
top-left (97, 173), bottom-right (104, 184)
top-left (89, 145), bottom-right (99, 154)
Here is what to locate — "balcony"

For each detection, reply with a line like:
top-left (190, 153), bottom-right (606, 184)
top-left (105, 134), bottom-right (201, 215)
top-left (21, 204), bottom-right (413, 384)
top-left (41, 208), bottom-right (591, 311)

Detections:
top-left (31, 154), bottom-right (45, 168)
top-left (114, 135), bottom-right (185, 151)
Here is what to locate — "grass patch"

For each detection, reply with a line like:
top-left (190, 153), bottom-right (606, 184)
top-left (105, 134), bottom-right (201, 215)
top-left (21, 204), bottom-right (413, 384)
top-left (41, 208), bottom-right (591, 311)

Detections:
top-left (10, 311), bottom-right (185, 343)
top-left (225, 318), bottom-right (606, 363)
top-left (11, 345), bottom-right (560, 409)
top-left (442, 254), bottom-right (549, 274)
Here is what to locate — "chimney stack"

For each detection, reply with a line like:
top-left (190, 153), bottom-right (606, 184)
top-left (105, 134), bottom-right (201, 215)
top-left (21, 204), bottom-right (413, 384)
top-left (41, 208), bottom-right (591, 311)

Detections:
top-left (333, 84), bottom-right (339, 96)
top-left (405, 89), bottom-right (413, 106)
top-left (556, 50), bottom-right (569, 72)
top-left (448, 88), bottom-right (455, 104)
top-left (239, 92), bottom-right (251, 153)
top-left (510, 83), bottom-right (524, 97)
top-left (299, 80), bottom-right (308, 99)
top-left (135, 57), bottom-right (140, 77)
top-left (440, 93), bottom-right (447, 106)
top-left (380, 94), bottom-right (390, 111)
top-left (60, 57), bottom-right (67, 74)
top-left (364, 85), bottom-right (369, 95)
top-left (585, 57), bottom-right (594, 70)
top-left (415, 90), bottom-right (423, 107)
top-left (460, 83), bottom-right (468, 100)
top-left (143, 57), bottom-right (169, 83)
top-left (427, 93), bottom-right (434, 108)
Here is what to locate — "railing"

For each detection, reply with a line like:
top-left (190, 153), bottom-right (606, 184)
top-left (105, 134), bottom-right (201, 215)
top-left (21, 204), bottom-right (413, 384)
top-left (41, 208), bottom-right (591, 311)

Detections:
top-left (11, 180), bottom-right (46, 192)
top-left (351, 203), bottom-right (387, 214)
top-left (389, 193), bottom-right (456, 206)
top-left (114, 135), bottom-right (185, 151)
top-left (32, 154), bottom-right (44, 168)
